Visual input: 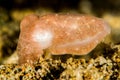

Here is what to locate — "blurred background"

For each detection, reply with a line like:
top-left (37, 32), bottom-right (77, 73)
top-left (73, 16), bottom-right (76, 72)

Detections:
top-left (0, 0), bottom-right (120, 64)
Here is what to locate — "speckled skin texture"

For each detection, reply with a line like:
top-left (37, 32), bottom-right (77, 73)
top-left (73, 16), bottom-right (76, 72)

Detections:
top-left (17, 13), bottom-right (111, 64)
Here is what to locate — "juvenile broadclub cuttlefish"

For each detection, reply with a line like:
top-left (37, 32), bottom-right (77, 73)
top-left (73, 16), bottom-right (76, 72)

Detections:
top-left (17, 13), bottom-right (111, 64)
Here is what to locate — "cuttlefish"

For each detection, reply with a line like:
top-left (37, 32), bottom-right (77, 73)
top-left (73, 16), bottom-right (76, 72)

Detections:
top-left (17, 13), bottom-right (111, 64)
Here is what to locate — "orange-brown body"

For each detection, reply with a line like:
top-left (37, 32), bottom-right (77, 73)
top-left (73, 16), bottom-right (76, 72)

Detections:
top-left (17, 14), bottom-right (111, 64)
